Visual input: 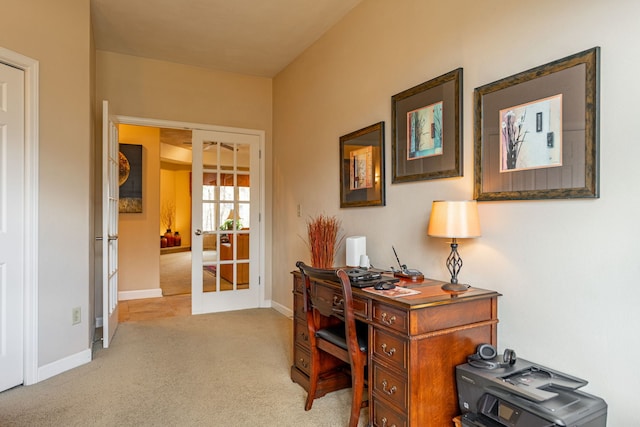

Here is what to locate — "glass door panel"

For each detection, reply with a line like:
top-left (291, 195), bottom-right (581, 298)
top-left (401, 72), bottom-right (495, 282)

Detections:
top-left (191, 132), bottom-right (259, 313)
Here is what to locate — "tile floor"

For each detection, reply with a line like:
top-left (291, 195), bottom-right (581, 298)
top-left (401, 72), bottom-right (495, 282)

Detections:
top-left (118, 294), bottom-right (191, 322)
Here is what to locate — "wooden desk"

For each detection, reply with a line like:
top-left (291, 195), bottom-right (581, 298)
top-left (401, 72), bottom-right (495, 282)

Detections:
top-left (291, 272), bottom-right (500, 426)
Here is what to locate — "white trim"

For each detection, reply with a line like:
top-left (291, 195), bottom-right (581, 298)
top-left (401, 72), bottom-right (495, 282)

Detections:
top-left (37, 349), bottom-right (92, 383)
top-left (0, 48), bottom-right (39, 386)
top-left (270, 300), bottom-right (292, 319)
top-left (114, 115), bottom-right (268, 310)
top-left (118, 288), bottom-right (163, 301)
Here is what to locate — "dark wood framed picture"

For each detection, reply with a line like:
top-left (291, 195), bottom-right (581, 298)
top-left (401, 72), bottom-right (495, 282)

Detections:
top-left (474, 47), bottom-right (600, 201)
top-left (340, 121), bottom-right (385, 208)
top-left (119, 143), bottom-right (143, 213)
top-left (391, 68), bottom-right (462, 183)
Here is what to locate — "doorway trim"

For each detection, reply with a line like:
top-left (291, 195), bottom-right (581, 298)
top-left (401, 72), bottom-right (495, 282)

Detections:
top-left (0, 47), bottom-right (39, 385)
top-left (115, 115), bottom-right (267, 308)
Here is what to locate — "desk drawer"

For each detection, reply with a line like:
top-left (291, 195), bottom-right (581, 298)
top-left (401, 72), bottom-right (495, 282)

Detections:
top-left (293, 344), bottom-right (311, 375)
top-left (371, 398), bottom-right (407, 427)
top-left (372, 302), bottom-right (408, 334)
top-left (372, 328), bottom-right (408, 371)
top-left (372, 361), bottom-right (408, 411)
top-left (315, 283), bottom-right (369, 320)
top-left (294, 319), bottom-right (310, 349)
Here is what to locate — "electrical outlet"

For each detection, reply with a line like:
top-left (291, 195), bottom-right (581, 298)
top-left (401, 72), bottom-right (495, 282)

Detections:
top-left (72, 307), bottom-right (81, 325)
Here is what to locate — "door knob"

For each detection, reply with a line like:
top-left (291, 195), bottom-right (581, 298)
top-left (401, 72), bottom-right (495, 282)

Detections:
top-left (195, 229), bottom-right (202, 236)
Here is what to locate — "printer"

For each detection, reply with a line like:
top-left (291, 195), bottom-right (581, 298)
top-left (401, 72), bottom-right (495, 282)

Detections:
top-left (456, 354), bottom-right (607, 427)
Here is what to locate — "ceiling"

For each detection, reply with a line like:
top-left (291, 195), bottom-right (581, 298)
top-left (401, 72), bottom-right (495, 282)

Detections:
top-left (91, 0), bottom-right (362, 78)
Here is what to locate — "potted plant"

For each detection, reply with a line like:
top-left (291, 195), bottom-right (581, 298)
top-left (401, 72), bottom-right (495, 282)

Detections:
top-left (220, 218), bottom-right (243, 231)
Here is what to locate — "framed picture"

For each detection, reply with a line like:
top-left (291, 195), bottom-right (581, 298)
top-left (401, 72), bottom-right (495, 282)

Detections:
top-left (392, 68), bottom-right (462, 183)
top-left (474, 47), bottom-right (600, 201)
top-left (340, 122), bottom-right (385, 208)
top-left (119, 143), bottom-right (143, 212)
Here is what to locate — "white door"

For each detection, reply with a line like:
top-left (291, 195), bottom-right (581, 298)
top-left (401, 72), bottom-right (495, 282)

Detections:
top-left (191, 129), bottom-right (261, 314)
top-left (102, 100), bottom-right (119, 347)
top-left (0, 62), bottom-right (25, 392)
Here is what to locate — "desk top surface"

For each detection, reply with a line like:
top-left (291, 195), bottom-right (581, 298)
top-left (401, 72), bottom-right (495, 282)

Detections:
top-left (293, 270), bottom-right (500, 310)
top-left (360, 276), bottom-right (500, 309)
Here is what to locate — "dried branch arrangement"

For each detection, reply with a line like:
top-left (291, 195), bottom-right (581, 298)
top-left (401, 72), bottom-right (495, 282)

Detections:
top-left (161, 200), bottom-right (176, 231)
top-left (306, 214), bottom-right (343, 268)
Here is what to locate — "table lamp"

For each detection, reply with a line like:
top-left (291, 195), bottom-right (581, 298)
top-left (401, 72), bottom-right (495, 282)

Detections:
top-left (427, 200), bottom-right (481, 292)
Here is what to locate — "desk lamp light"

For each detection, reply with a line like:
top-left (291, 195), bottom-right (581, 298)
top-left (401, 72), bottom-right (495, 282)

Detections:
top-left (427, 200), bottom-right (481, 292)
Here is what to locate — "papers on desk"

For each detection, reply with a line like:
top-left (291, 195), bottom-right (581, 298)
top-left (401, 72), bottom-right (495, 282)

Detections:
top-left (363, 286), bottom-right (421, 297)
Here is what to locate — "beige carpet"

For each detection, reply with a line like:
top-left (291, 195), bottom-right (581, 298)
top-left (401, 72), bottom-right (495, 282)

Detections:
top-left (0, 309), bottom-right (368, 426)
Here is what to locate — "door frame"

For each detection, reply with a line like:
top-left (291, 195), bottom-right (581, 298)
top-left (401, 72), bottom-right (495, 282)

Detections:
top-left (115, 115), bottom-right (267, 308)
top-left (0, 48), bottom-right (39, 385)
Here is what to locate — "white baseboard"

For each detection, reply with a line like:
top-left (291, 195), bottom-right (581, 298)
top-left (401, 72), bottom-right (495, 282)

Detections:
top-left (271, 300), bottom-right (293, 318)
top-left (118, 288), bottom-right (163, 301)
top-left (38, 348), bottom-right (92, 383)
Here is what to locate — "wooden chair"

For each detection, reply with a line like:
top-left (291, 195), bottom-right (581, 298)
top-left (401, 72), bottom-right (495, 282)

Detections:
top-left (296, 261), bottom-right (368, 427)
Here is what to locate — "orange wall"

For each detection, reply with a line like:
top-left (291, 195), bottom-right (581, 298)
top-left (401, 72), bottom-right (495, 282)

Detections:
top-left (118, 125), bottom-right (160, 292)
top-left (160, 167), bottom-right (192, 248)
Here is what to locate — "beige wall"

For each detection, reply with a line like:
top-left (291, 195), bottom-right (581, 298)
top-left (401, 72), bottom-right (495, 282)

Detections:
top-left (273, 0), bottom-right (640, 424)
top-left (118, 125), bottom-right (161, 292)
top-left (0, 0), bottom-right (93, 367)
top-left (95, 50), bottom-right (273, 130)
top-left (96, 51), bottom-right (273, 302)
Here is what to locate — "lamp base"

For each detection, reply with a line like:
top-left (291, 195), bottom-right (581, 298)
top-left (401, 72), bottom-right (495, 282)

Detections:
top-left (441, 282), bottom-right (470, 292)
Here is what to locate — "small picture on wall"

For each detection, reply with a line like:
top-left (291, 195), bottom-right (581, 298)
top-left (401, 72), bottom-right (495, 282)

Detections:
top-left (407, 101), bottom-right (443, 160)
top-left (499, 94), bottom-right (563, 173)
top-left (119, 143), bottom-right (143, 213)
top-left (350, 145), bottom-right (373, 190)
top-left (340, 121), bottom-right (385, 208)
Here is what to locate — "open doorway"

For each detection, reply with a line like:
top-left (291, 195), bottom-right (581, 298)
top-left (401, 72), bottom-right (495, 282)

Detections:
top-left (115, 121), bottom-right (263, 316)
top-left (158, 127), bottom-right (246, 298)
top-left (159, 127), bottom-right (195, 297)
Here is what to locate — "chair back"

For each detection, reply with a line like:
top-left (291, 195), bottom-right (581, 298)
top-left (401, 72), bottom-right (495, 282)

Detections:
top-left (296, 261), bottom-right (338, 318)
top-left (295, 261), bottom-right (363, 360)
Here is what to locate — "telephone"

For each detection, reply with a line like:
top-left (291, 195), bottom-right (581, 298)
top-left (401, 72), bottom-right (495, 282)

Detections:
top-left (345, 268), bottom-right (381, 282)
top-left (391, 246), bottom-right (424, 281)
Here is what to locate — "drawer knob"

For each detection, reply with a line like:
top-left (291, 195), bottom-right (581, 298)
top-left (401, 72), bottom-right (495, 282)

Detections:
top-left (332, 295), bottom-right (344, 307)
top-left (381, 312), bottom-right (396, 326)
top-left (382, 379), bottom-right (397, 396)
top-left (381, 343), bottom-right (396, 357)
top-left (298, 358), bottom-right (308, 368)
top-left (381, 417), bottom-right (397, 427)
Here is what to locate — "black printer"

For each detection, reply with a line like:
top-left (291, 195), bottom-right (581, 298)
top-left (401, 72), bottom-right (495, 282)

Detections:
top-left (456, 349), bottom-right (607, 427)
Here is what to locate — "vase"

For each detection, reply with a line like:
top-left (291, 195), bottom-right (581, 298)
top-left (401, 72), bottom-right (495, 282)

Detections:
top-left (160, 235), bottom-right (168, 248)
top-left (174, 231), bottom-right (181, 246)
top-left (164, 229), bottom-right (175, 247)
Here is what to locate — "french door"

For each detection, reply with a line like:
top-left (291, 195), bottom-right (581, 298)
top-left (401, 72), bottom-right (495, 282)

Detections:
top-left (191, 129), bottom-right (261, 314)
top-left (0, 61), bottom-right (25, 392)
top-left (101, 100), bottom-right (119, 347)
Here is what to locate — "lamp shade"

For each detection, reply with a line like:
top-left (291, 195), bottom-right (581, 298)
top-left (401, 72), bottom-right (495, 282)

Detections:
top-left (427, 200), bottom-right (481, 238)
